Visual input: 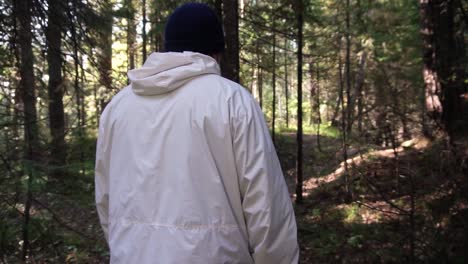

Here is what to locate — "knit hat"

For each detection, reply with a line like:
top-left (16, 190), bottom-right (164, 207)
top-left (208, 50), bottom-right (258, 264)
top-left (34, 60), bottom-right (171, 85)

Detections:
top-left (164, 3), bottom-right (225, 55)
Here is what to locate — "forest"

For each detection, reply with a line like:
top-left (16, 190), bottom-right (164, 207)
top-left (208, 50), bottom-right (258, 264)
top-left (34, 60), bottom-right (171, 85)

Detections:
top-left (0, 0), bottom-right (467, 262)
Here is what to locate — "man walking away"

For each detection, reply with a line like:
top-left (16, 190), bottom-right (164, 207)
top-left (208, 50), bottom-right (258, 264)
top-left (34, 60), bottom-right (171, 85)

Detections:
top-left (95, 3), bottom-right (299, 263)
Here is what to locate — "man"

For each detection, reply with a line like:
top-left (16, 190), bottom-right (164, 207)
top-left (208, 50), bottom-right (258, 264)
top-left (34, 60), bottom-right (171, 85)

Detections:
top-left (95, 3), bottom-right (298, 263)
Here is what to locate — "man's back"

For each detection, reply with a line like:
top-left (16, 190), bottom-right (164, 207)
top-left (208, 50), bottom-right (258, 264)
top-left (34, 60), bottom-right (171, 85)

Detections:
top-left (95, 52), bottom-right (298, 263)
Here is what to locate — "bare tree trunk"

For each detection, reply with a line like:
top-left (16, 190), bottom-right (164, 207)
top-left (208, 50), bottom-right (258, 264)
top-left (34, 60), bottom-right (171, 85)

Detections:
top-left (148, 1), bottom-right (157, 52)
top-left (309, 62), bottom-right (316, 126)
top-left (249, 63), bottom-right (256, 93)
top-left (419, 0), bottom-right (441, 137)
top-left (331, 25), bottom-right (345, 128)
top-left (98, 0), bottom-right (113, 112)
top-left (127, 0), bottom-right (136, 70)
top-left (338, 36), bottom-right (351, 198)
top-left (284, 39), bottom-right (289, 128)
top-left (345, 0), bottom-right (353, 134)
top-left (255, 42), bottom-right (263, 108)
top-left (258, 65), bottom-right (263, 109)
top-left (69, 0), bottom-right (85, 176)
top-left (239, 0), bottom-right (245, 17)
top-left (142, 0), bottom-right (148, 62)
top-left (156, 15), bottom-right (164, 52)
top-left (330, 93), bottom-right (342, 127)
top-left (80, 53), bottom-right (86, 129)
top-left (295, 0), bottom-right (304, 204)
top-left (14, 0), bottom-right (39, 259)
top-left (419, 0), bottom-right (468, 141)
top-left (375, 70), bottom-right (389, 146)
top-left (355, 51), bottom-right (366, 135)
top-left (46, 0), bottom-right (66, 175)
top-left (221, 0), bottom-right (240, 82)
top-left (271, 21), bottom-right (276, 144)
top-left (390, 80), bottom-right (403, 141)
top-left (316, 62), bottom-right (321, 151)
top-left (401, 113), bottom-right (411, 140)
top-left (434, 0), bottom-right (467, 140)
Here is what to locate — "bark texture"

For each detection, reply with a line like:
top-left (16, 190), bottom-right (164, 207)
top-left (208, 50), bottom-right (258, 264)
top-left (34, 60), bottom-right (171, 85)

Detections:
top-left (46, 0), bottom-right (66, 173)
top-left (221, 0), bottom-right (240, 82)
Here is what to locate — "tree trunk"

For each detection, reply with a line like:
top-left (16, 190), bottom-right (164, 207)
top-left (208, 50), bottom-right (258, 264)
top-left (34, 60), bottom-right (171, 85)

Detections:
top-left (419, 0), bottom-right (442, 136)
top-left (46, 0), bottom-right (66, 175)
top-left (221, 0), bottom-right (240, 82)
top-left (315, 62), bottom-right (321, 151)
top-left (14, 0), bottom-right (39, 259)
top-left (258, 65), bottom-right (263, 109)
top-left (80, 53), bottom-right (86, 129)
top-left (345, 0), bottom-right (353, 134)
top-left (271, 21), bottom-right (276, 144)
top-left (338, 36), bottom-right (351, 198)
top-left (331, 28), bottom-right (345, 127)
top-left (249, 62), bottom-right (256, 93)
top-left (434, 0), bottom-right (467, 140)
top-left (295, 0), bottom-right (304, 204)
top-left (70, 0), bottom-right (85, 176)
top-left (284, 39), bottom-right (289, 128)
top-left (148, 1), bottom-right (157, 52)
top-left (330, 93), bottom-right (342, 127)
top-left (355, 51), bottom-right (366, 135)
top-left (374, 70), bottom-right (389, 146)
top-left (256, 41), bottom-right (263, 108)
top-left (419, 0), bottom-right (467, 140)
top-left (127, 0), bottom-right (136, 70)
top-left (309, 62), bottom-right (316, 126)
top-left (98, 0), bottom-right (113, 112)
top-left (142, 0), bottom-right (148, 62)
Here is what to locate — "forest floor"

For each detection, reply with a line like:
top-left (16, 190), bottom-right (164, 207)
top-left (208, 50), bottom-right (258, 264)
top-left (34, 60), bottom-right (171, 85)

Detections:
top-left (276, 132), bottom-right (468, 263)
top-left (2, 130), bottom-right (467, 263)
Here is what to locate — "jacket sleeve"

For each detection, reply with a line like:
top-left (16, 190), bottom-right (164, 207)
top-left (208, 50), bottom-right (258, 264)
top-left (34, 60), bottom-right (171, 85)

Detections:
top-left (231, 92), bottom-right (299, 264)
top-left (95, 107), bottom-right (112, 243)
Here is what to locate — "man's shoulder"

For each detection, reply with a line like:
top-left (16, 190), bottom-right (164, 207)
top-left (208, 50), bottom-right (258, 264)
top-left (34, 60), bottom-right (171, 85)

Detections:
top-left (110, 86), bottom-right (132, 105)
top-left (203, 76), bottom-right (260, 120)
top-left (194, 74), bottom-right (253, 101)
top-left (100, 86), bottom-right (132, 118)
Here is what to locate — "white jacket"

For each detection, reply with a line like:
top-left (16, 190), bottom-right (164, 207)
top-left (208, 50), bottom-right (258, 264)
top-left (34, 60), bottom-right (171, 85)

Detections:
top-left (95, 52), bottom-right (299, 264)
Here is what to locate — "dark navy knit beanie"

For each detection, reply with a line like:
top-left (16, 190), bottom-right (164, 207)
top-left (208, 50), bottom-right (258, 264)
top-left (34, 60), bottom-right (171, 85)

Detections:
top-left (164, 3), bottom-right (225, 55)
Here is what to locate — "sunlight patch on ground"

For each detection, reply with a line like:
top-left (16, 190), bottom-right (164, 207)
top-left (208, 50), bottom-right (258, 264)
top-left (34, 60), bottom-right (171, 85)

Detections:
top-left (301, 147), bottom-right (405, 196)
top-left (336, 201), bottom-right (402, 224)
top-left (301, 137), bottom-right (434, 196)
top-left (401, 137), bottom-right (431, 150)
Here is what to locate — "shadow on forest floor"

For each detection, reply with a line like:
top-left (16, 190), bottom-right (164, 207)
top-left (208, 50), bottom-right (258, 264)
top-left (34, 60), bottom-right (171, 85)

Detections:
top-left (275, 132), bottom-right (468, 263)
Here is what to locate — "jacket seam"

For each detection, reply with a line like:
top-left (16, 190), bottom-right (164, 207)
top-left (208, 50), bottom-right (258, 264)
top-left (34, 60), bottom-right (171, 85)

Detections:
top-left (117, 220), bottom-right (240, 230)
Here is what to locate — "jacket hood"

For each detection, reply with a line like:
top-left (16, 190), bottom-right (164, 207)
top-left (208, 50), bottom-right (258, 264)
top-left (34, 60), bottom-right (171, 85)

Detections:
top-left (128, 52), bottom-right (221, 96)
